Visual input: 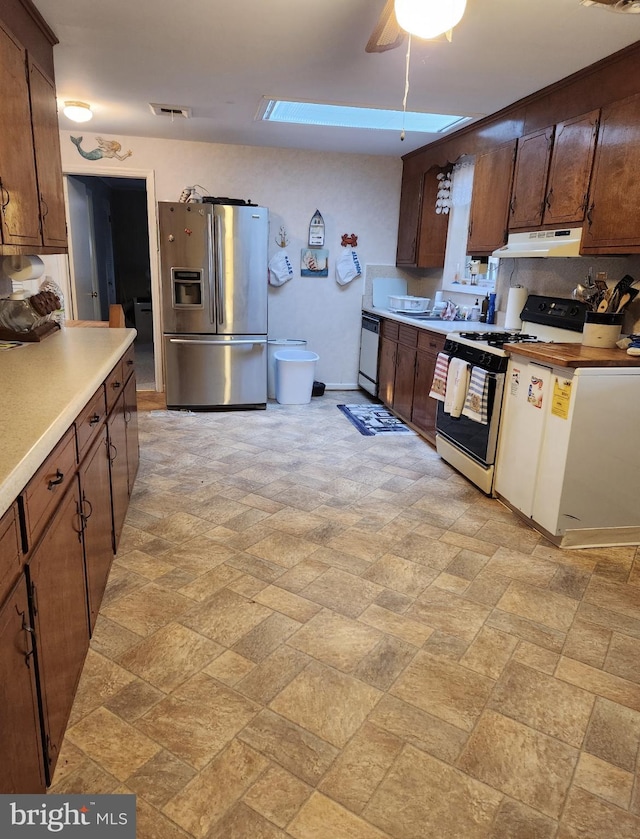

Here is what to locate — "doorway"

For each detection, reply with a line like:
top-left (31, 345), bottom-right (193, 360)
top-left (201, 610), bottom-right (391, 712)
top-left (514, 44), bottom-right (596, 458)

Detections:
top-left (64, 171), bottom-right (160, 391)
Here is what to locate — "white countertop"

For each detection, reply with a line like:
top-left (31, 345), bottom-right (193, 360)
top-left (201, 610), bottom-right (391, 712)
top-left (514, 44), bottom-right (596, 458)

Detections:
top-left (363, 306), bottom-right (509, 335)
top-left (0, 326), bottom-right (136, 519)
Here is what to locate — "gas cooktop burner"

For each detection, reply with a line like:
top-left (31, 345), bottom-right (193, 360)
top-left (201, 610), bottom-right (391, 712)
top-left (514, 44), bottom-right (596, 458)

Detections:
top-left (458, 331), bottom-right (541, 348)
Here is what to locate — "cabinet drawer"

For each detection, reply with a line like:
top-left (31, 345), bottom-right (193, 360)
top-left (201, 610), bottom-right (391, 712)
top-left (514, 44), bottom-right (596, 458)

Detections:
top-left (105, 360), bottom-right (125, 413)
top-left (21, 427), bottom-right (77, 551)
top-left (0, 503), bottom-right (22, 604)
top-left (382, 320), bottom-right (399, 341)
top-left (75, 385), bottom-right (107, 463)
top-left (398, 324), bottom-right (418, 347)
top-left (122, 344), bottom-right (136, 383)
top-left (417, 330), bottom-right (446, 354)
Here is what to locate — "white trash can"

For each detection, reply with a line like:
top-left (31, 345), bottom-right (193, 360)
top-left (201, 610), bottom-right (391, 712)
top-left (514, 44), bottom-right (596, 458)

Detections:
top-left (274, 349), bottom-right (319, 405)
top-left (267, 339), bottom-right (307, 399)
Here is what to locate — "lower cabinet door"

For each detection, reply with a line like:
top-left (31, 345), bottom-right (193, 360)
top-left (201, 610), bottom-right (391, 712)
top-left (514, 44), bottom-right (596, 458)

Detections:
top-left (80, 426), bottom-right (114, 634)
top-left (124, 373), bottom-right (139, 494)
top-left (412, 349), bottom-right (439, 442)
top-left (393, 344), bottom-right (417, 421)
top-left (108, 391), bottom-right (129, 551)
top-left (0, 574), bottom-right (46, 793)
top-left (27, 478), bottom-right (89, 785)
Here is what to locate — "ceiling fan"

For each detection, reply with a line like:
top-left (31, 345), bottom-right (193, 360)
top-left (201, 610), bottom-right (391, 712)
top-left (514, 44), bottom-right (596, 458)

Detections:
top-left (580, 0), bottom-right (640, 11)
top-left (365, 0), bottom-right (466, 54)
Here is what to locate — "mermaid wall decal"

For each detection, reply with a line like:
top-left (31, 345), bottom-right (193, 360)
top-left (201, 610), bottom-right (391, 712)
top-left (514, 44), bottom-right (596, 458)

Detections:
top-left (70, 136), bottom-right (133, 161)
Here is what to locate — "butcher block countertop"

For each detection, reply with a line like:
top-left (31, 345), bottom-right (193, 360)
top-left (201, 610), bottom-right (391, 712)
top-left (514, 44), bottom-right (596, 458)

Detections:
top-left (504, 341), bottom-right (640, 368)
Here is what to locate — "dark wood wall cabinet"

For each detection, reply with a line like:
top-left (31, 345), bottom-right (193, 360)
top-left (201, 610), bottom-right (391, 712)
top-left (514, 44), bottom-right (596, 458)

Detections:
top-left (0, 0), bottom-right (67, 256)
top-left (0, 346), bottom-right (138, 791)
top-left (398, 41), bottom-right (640, 260)
top-left (378, 318), bottom-right (445, 445)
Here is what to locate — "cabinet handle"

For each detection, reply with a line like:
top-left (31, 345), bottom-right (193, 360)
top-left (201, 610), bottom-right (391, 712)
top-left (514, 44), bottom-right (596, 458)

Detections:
top-left (126, 358), bottom-right (134, 366)
top-left (47, 469), bottom-right (64, 490)
top-left (545, 188), bottom-right (553, 210)
top-left (30, 581), bottom-right (39, 618)
top-left (40, 194), bottom-right (49, 220)
top-left (89, 413), bottom-right (101, 426)
top-left (81, 493), bottom-right (93, 522)
top-left (509, 196), bottom-right (516, 214)
top-left (586, 202), bottom-right (595, 227)
top-left (112, 380), bottom-right (122, 390)
top-left (108, 441), bottom-right (118, 464)
top-left (0, 183), bottom-right (9, 211)
top-left (73, 500), bottom-right (85, 537)
top-left (20, 613), bottom-right (36, 669)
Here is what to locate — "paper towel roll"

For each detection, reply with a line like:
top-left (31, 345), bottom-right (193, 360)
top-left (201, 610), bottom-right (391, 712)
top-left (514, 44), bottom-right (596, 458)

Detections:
top-left (504, 285), bottom-right (528, 330)
top-left (2, 255), bottom-right (45, 282)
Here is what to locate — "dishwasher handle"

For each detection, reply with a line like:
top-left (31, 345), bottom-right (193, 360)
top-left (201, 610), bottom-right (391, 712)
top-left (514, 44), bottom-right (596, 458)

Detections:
top-left (169, 338), bottom-right (266, 346)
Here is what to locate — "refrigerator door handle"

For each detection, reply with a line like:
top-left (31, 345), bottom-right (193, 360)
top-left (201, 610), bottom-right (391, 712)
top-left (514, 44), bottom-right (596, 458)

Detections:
top-left (214, 213), bottom-right (225, 326)
top-left (207, 212), bottom-right (215, 325)
top-left (168, 338), bottom-right (267, 346)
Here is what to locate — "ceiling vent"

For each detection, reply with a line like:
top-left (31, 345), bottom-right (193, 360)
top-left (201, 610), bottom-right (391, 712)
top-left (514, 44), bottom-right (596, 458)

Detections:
top-left (149, 103), bottom-right (192, 118)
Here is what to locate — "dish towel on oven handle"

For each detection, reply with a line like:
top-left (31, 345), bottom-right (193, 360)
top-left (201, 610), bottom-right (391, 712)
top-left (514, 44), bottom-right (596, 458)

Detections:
top-left (462, 366), bottom-right (490, 424)
top-left (444, 358), bottom-right (471, 418)
top-left (429, 352), bottom-right (449, 401)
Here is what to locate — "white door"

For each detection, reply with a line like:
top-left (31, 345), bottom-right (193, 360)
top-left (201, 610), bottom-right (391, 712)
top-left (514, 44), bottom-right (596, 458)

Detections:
top-left (66, 177), bottom-right (100, 320)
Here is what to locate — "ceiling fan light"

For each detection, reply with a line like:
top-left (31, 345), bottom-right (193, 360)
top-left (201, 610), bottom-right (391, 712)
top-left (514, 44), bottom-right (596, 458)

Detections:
top-left (63, 101), bottom-right (93, 122)
top-left (394, 0), bottom-right (467, 40)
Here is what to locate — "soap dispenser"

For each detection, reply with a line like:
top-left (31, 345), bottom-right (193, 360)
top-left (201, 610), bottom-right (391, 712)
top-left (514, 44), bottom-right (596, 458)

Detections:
top-left (470, 299), bottom-right (481, 322)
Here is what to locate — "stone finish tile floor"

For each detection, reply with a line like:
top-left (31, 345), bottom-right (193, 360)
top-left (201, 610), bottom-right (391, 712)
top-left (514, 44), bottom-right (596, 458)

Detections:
top-left (51, 392), bottom-right (640, 839)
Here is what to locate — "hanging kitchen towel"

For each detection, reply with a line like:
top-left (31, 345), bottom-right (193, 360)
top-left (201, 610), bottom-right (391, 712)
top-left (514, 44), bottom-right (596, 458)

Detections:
top-left (268, 250), bottom-right (294, 286)
top-left (335, 248), bottom-right (362, 285)
top-left (444, 358), bottom-right (471, 417)
top-left (429, 352), bottom-right (450, 401)
top-left (462, 366), bottom-right (490, 424)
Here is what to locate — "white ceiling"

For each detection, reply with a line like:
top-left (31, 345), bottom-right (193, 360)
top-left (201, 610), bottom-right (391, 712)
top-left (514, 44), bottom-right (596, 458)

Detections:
top-left (34, 0), bottom-right (640, 158)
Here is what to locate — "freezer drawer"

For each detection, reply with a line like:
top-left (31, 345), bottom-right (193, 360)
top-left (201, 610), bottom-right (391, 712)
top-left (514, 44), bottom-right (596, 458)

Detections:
top-left (164, 334), bottom-right (267, 409)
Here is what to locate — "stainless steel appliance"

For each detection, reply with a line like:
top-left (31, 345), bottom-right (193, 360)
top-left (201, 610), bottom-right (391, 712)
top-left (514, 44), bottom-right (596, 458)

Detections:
top-left (358, 313), bottom-right (380, 396)
top-left (159, 201), bottom-right (268, 409)
top-left (435, 295), bottom-right (589, 494)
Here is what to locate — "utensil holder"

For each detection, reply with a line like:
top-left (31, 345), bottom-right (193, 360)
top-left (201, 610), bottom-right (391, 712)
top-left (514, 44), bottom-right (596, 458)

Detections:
top-left (582, 311), bottom-right (624, 348)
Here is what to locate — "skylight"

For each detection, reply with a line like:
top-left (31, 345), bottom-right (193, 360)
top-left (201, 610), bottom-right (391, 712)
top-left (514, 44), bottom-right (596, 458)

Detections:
top-left (260, 99), bottom-right (471, 134)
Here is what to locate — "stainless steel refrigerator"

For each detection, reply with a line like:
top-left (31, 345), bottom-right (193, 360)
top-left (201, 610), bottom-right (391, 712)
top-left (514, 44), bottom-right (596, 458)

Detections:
top-left (158, 201), bottom-right (268, 409)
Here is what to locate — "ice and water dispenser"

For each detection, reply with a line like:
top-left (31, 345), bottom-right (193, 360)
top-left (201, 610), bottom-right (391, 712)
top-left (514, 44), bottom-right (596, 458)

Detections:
top-left (172, 269), bottom-right (203, 308)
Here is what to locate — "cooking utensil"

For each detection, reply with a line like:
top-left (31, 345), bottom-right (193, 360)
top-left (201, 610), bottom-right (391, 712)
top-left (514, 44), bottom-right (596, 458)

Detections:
top-left (616, 287), bottom-right (639, 313)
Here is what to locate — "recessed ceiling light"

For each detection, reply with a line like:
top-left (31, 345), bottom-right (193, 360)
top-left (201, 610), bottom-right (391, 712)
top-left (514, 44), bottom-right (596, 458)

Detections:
top-left (259, 98), bottom-right (472, 134)
top-left (63, 101), bottom-right (93, 122)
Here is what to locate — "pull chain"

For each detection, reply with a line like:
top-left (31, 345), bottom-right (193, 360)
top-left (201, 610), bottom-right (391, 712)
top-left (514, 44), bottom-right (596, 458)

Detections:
top-left (401, 35), bottom-right (412, 141)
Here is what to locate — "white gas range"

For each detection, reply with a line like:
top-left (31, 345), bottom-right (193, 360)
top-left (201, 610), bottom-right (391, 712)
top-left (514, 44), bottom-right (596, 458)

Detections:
top-left (435, 295), bottom-right (589, 494)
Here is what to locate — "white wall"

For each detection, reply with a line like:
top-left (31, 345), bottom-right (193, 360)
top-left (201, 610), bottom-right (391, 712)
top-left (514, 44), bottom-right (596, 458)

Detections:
top-left (59, 131), bottom-right (403, 388)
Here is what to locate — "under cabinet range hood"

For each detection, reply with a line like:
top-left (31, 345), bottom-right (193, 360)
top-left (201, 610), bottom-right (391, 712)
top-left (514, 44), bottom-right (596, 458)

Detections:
top-left (492, 227), bottom-right (583, 258)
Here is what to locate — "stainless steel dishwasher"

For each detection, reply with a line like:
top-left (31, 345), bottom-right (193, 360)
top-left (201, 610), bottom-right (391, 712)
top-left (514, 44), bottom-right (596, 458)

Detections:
top-left (358, 313), bottom-right (380, 396)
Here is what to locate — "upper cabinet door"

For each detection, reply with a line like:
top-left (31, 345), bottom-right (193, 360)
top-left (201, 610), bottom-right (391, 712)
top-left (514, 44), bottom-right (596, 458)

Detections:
top-left (28, 57), bottom-right (67, 249)
top-left (467, 141), bottom-right (516, 256)
top-left (543, 109), bottom-right (599, 227)
top-left (396, 163), bottom-right (424, 266)
top-left (582, 93), bottom-right (640, 253)
top-left (417, 166), bottom-right (450, 268)
top-left (0, 22), bottom-right (41, 248)
top-left (509, 127), bottom-right (554, 230)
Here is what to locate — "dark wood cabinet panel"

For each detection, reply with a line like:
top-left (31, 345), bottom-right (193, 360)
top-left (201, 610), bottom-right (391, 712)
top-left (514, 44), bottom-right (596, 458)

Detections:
top-left (417, 166), bottom-right (450, 268)
top-left (509, 127), bottom-right (554, 230)
top-left (0, 502), bottom-right (22, 600)
top-left (0, 574), bottom-right (46, 793)
top-left (393, 343), bottom-right (417, 421)
top-left (80, 426), bottom-right (114, 634)
top-left (582, 93), bottom-right (640, 253)
top-left (27, 478), bottom-right (89, 784)
top-left (396, 168), bottom-right (423, 266)
top-left (412, 331), bottom-right (446, 443)
top-left (544, 109), bottom-right (599, 226)
top-left (28, 56), bottom-right (67, 248)
top-left (467, 142), bottom-right (516, 255)
top-left (378, 335), bottom-right (397, 407)
top-left (108, 391), bottom-right (129, 551)
top-left (124, 372), bottom-right (139, 494)
top-left (0, 21), bottom-right (41, 248)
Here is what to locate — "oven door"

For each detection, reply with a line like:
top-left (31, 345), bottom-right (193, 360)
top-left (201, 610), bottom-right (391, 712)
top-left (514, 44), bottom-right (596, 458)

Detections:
top-left (436, 369), bottom-right (505, 467)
